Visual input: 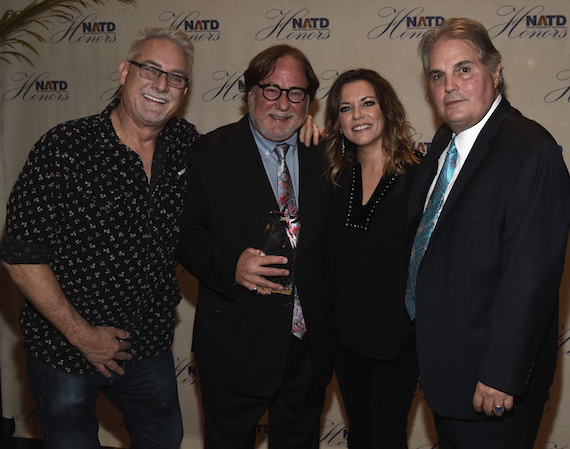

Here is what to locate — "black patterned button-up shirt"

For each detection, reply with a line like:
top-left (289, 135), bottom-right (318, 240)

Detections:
top-left (0, 99), bottom-right (199, 374)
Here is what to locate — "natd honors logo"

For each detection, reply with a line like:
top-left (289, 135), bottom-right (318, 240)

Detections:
top-left (174, 355), bottom-right (200, 386)
top-left (50, 12), bottom-right (117, 44)
top-left (100, 70), bottom-right (122, 103)
top-left (320, 419), bottom-right (348, 446)
top-left (160, 10), bottom-right (220, 41)
top-left (201, 68), bottom-right (338, 104)
top-left (368, 6), bottom-right (444, 40)
top-left (255, 9), bottom-right (330, 41)
top-left (202, 70), bottom-right (243, 103)
top-left (487, 5), bottom-right (567, 39)
top-left (544, 70), bottom-right (570, 104)
top-left (558, 325), bottom-right (570, 357)
top-left (411, 132), bottom-right (432, 155)
top-left (314, 69), bottom-right (340, 102)
top-left (2, 72), bottom-right (69, 102)
top-left (255, 419), bottom-right (348, 446)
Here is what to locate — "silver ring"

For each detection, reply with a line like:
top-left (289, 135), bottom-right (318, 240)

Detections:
top-left (252, 285), bottom-right (258, 293)
top-left (495, 406), bottom-right (503, 413)
top-left (312, 124), bottom-right (318, 129)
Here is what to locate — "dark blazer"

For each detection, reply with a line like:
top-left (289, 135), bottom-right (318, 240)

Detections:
top-left (406, 98), bottom-right (570, 420)
top-left (176, 115), bottom-right (334, 396)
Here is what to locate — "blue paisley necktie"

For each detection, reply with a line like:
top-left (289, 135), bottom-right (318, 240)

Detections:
top-left (405, 137), bottom-right (458, 320)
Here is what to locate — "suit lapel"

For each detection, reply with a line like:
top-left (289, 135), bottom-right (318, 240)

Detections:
top-left (228, 115), bottom-right (280, 211)
top-left (410, 129), bottom-right (448, 220)
top-left (432, 98), bottom-right (511, 234)
top-left (228, 115), bottom-right (325, 254)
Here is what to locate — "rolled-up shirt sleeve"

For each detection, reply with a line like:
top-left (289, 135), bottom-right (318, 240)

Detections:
top-left (1, 131), bottom-right (61, 265)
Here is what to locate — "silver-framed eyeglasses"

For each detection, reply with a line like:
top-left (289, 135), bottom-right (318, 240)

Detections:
top-left (128, 60), bottom-right (189, 89)
top-left (256, 83), bottom-right (308, 103)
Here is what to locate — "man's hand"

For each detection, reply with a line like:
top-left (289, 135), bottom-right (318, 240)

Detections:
top-left (472, 380), bottom-right (514, 416)
top-left (299, 115), bottom-right (323, 147)
top-left (235, 247), bottom-right (288, 296)
top-left (74, 325), bottom-right (132, 377)
top-left (1, 262), bottom-right (133, 377)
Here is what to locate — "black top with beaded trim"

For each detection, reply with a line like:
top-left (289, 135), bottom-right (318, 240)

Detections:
top-left (330, 159), bottom-right (421, 359)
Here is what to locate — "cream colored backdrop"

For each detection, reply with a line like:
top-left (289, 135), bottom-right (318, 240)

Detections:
top-left (0, 0), bottom-right (569, 447)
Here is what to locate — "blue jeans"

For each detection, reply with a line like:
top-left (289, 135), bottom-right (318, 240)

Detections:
top-left (27, 350), bottom-right (183, 449)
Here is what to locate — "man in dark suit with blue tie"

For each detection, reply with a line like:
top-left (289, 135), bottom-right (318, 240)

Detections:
top-left (405, 18), bottom-right (570, 448)
top-left (176, 45), bottom-right (332, 449)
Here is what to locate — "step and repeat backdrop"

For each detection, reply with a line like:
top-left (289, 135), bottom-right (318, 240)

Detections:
top-left (0, 0), bottom-right (568, 447)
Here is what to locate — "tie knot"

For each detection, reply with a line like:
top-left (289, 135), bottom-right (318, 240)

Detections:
top-left (449, 136), bottom-right (457, 155)
top-left (274, 144), bottom-right (289, 159)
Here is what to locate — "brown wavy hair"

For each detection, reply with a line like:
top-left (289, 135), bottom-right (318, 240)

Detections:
top-left (243, 44), bottom-right (319, 102)
top-left (323, 69), bottom-right (418, 185)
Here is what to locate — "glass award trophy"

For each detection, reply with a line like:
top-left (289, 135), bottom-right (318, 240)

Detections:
top-left (259, 210), bottom-right (298, 295)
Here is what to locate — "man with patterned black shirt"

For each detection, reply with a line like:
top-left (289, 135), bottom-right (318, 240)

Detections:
top-left (0, 28), bottom-right (198, 449)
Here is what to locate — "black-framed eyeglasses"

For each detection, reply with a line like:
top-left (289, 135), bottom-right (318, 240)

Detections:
top-left (128, 60), bottom-right (189, 89)
top-left (256, 83), bottom-right (308, 103)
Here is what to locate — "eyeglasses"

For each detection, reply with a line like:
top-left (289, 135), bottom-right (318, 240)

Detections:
top-left (256, 83), bottom-right (308, 103)
top-left (128, 60), bottom-right (189, 89)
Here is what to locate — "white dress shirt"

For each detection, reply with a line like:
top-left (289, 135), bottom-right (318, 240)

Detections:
top-left (424, 94), bottom-right (503, 215)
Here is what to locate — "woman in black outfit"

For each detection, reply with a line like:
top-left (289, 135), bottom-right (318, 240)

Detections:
top-left (323, 69), bottom-right (421, 449)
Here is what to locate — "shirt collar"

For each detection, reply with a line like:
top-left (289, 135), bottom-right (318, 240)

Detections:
top-left (454, 94), bottom-right (502, 158)
top-left (248, 117), bottom-right (298, 161)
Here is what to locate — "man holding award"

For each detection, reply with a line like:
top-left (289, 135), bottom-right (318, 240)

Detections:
top-left (176, 45), bottom-right (333, 449)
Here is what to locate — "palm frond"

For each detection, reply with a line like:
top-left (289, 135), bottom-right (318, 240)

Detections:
top-left (0, 0), bottom-right (136, 64)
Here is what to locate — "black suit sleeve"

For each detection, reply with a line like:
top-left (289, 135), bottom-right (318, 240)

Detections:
top-left (478, 140), bottom-right (570, 395)
top-left (175, 141), bottom-right (243, 301)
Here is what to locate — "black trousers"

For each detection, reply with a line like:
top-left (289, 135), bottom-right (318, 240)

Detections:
top-left (334, 333), bottom-right (419, 449)
top-left (434, 403), bottom-right (544, 449)
top-left (199, 334), bottom-right (325, 449)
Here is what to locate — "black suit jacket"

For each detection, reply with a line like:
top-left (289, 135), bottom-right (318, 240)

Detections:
top-left (176, 115), bottom-right (334, 396)
top-left (406, 98), bottom-right (570, 419)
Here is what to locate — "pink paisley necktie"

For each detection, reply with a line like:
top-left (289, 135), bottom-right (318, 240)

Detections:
top-left (275, 144), bottom-right (306, 339)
